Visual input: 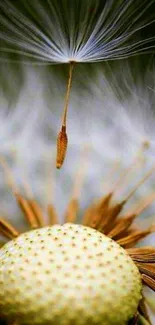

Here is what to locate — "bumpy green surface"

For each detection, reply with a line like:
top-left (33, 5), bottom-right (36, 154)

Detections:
top-left (0, 223), bottom-right (142, 325)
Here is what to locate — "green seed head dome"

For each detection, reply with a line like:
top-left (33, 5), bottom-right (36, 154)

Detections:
top-left (0, 223), bottom-right (142, 325)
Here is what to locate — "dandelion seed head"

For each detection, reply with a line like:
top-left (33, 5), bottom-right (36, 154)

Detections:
top-left (0, 224), bottom-right (142, 325)
top-left (0, 0), bottom-right (155, 65)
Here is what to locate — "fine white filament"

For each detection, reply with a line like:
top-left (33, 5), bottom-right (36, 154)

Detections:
top-left (0, 0), bottom-right (155, 64)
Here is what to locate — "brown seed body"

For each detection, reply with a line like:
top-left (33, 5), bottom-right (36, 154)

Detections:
top-left (56, 125), bottom-right (68, 169)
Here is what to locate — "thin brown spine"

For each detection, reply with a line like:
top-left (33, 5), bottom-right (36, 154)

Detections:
top-left (127, 247), bottom-right (155, 255)
top-left (47, 204), bottom-right (59, 225)
top-left (129, 253), bottom-right (155, 263)
top-left (142, 274), bottom-right (155, 291)
top-left (136, 263), bottom-right (155, 279)
top-left (99, 200), bottom-right (126, 233)
top-left (85, 195), bottom-right (111, 228)
top-left (111, 165), bottom-right (155, 221)
top-left (28, 199), bottom-right (45, 227)
top-left (89, 192), bottom-right (113, 229)
top-left (0, 217), bottom-right (19, 239)
top-left (107, 213), bottom-right (136, 238)
top-left (64, 198), bottom-right (79, 223)
top-left (117, 229), bottom-right (152, 247)
top-left (15, 193), bottom-right (40, 229)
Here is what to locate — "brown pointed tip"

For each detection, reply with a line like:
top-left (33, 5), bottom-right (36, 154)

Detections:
top-left (56, 163), bottom-right (61, 169)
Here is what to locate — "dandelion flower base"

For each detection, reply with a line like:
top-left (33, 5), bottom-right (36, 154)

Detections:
top-left (0, 223), bottom-right (142, 325)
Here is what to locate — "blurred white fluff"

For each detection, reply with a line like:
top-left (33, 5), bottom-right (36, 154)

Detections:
top-left (0, 0), bottom-right (155, 64)
top-left (85, 62), bottom-right (155, 214)
top-left (104, 67), bottom-right (155, 157)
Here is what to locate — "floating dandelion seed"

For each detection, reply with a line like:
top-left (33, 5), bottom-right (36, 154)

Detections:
top-left (56, 62), bottom-right (74, 169)
top-left (0, 147), bottom-right (155, 325)
top-left (0, 0), bottom-right (155, 167)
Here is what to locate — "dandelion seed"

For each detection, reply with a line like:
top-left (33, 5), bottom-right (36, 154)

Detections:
top-left (56, 62), bottom-right (74, 169)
